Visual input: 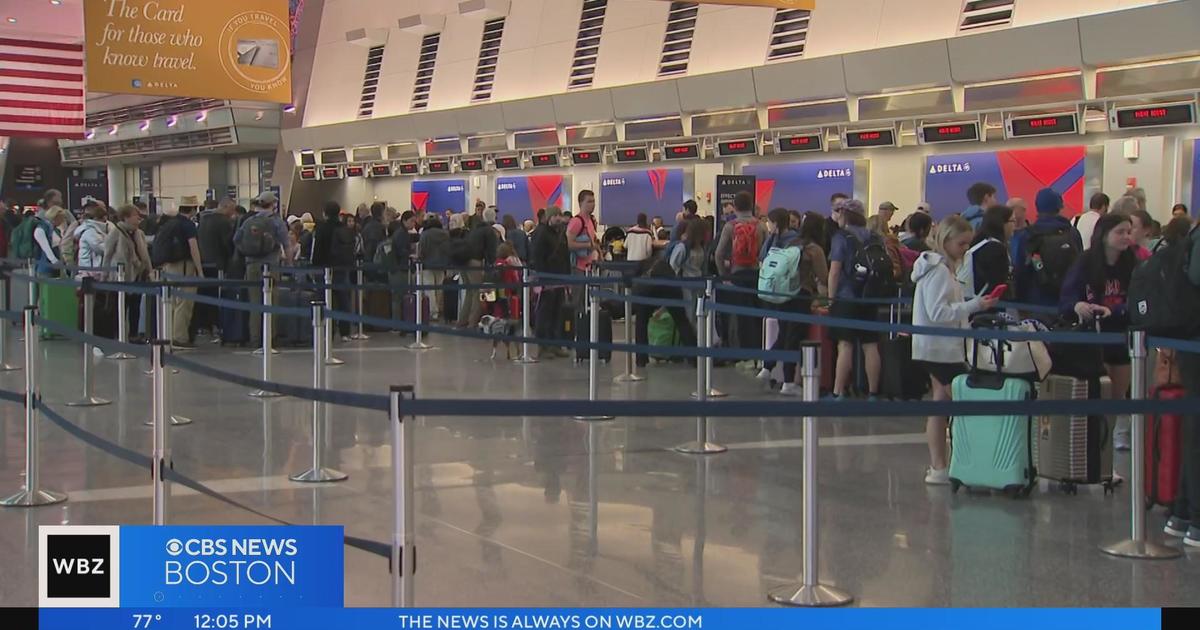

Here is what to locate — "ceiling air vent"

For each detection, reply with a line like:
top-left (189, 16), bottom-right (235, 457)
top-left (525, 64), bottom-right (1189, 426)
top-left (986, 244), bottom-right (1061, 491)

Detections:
top-left (569, 0), bottom-right (607, 90)
top-left (357, 45), bottom-right (385, 119)
top-left (767, 7), bottom-right (810, 61)
top-left (411, 32), bottom-right (441, 112)
top-left (471, 18), bottom-right (506, 103)
top-left (658, 2), bottom-right (698, 78)
top-left (959, 0), bottom-right (1015, 33)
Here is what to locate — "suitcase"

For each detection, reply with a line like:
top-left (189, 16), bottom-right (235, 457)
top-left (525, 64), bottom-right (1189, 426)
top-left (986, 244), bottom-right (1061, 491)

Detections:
top-left (363, 289), bottom-right (393, 331)
top-left (402, 292), bottom-right (430, 324)
top-left (219, 286), bottom-right (250, 346)
top-left (442, 275), bottom-right (460, 324)
top-left (38, 281), bottom-right (78, 340)
top-left (807, 323), bottom-right (835, 394)
top-left (575, 307), bottom-right (612, 362)
top-left (1034, 375), bottom-right (1115, 494)
top-left (1146, 384), bottom-right (1184, 508)
top-left (276, 288), bottom-right (314, 347)
top-left (649, 307), bottom-right (681, 362)
top-left (81, 289), bottom-right (118, 339)
top-left (949, 331), bottom-right (1036, 497)
top-left (881, 333), bottom-right (928, 401)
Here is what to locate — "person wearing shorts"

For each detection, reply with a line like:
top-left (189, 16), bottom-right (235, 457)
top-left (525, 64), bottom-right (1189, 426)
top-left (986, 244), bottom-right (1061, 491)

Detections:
top-left (824, 199), bottom-right (882, 400)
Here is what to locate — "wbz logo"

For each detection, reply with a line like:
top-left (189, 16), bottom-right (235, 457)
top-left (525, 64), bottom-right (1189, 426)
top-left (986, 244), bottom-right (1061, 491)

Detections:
top-left (39, 526), bottom-right (121, 607)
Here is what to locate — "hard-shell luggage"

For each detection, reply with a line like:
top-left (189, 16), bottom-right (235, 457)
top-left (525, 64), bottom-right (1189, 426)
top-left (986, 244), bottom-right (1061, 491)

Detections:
top-left (575, 307), bottom-right (612, 362)
top-left (38, 281), bottom-right (78, 340)
top-left (1146, 384), bottom-right (1184, 508)
top-left (881, 333), bottom-right (928, 400)
top-left (402, 291), bottom-right (430, 324)
top-left (1034, 375), bottom-right (1116, 494)
top-left (363, 288), bottom-right (393, 331)
top-left (648, 307), bottom-right (680, 362)
top-left (441, 275), bottom-right (460, 324)
top-left (276, 288), bottom-right (314, 347)
top-left (219, 286), bottom-right (249, 346)
top-left (949, 318), bottom-right (1036, 497)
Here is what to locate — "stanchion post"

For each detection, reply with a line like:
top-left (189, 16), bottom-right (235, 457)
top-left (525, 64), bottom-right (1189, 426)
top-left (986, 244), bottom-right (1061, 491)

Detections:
top-left (350, 267), bottom-right (370, 340)
top-left (574, 270), bottom-right (614, 422)
top-left (250, 267), bottom-right (283, 398)
top-left (67, 277), bottom-right (111, 407)
top-left (0, 266), bottom-right (21, 371)
top-left (613, 275), bottom-right (643, 383)
top-left (513, 266), bottom-right (537, 364)
top-left (390, 385), bottom-right (416, 607)
top-left (107, 262), bottom-right (136, 360)
top-left (676, 294), bottom-right (725, 454)
top-left (323, 267), bottom-right (345, 365)
top-left (1, 306), bottom-right (67, 507)
top-left (693, 278), bottom-right (727, 399)
top-left (25, 259), bottom-right (35, 309)
top-left (1101, 330), bottom-right (1181, 560)
top-left (407, 261), bottom-right (432, 350)
top-left (769, 342), bottom-right (853, 606)
top-left (146, 280), bottom-right (191, 425)
top-left (290, 302), bottom-right (348, 483)
top-left (150, 340), bottom-right (170, 524)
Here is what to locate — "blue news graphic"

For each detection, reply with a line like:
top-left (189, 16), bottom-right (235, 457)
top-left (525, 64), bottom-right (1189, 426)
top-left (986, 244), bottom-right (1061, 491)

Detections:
top-left (117, 526), bottom-right (343, 608)
top-left (412, 179), bottom-right (468, 214)
top-left (599, 168), bottom-right (684, 227)
top-left (743, 161), bottom-right (855, 215)
top-left (924, 147), bottom-right (1086, 219)
top-left (38, 606), bottom-right (1165, 630)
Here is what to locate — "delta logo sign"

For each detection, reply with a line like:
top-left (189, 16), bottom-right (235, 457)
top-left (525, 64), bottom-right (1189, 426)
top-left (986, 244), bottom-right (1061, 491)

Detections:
top-left (743, 161), bottom-right (855, 214)
top-left (411, 179), bottom-right (468, 214)
top-left (924, 147), bottom-right (1085, 219)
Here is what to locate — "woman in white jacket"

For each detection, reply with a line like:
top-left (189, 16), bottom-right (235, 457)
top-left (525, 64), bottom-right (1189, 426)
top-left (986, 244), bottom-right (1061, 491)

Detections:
top-left (73, 204), bottom-right (110, 280)
top-left (911, 215), bottom-right (997, 485)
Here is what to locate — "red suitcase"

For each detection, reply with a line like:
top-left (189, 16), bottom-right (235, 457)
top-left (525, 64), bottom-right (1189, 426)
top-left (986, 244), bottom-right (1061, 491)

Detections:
top-left (807, 323), bottom-right (835, 394)
top-left (1145, 384), bottom-right (1184, 508)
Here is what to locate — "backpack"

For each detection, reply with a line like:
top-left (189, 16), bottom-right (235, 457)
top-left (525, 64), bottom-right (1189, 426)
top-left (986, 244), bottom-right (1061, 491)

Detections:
top-left (1128, 226), bottom-right (1200, 338)
top-left (448, 238), bottom-right (472, 265)
top-left (10, 216), bottom-right (43, 260)
top-left (730, 221), bottom-right (760, 268)
top-left (373, 239), bottom-right (395, 268)
top-left (956, 238), bottom-right (998, 296)
top-left (1026, 225), bottom-right (1079, 294)
top-left (758, 243), bottom-right (804, 304)
top-left (236, 213), bottom-right (278, 258)
top-left (847, 232), bottom-right (895, 298)
top-left (150, 216), bottom-right (190, 267)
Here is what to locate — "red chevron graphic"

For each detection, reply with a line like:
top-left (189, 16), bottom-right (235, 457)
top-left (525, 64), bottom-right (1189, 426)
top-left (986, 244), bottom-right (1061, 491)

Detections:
top-left (527, 175), bottom-right (564, 219)
top-left (755, 180), bottom-right (776, 212)
top-left (411, 191), bottom-right (430, 212)
top-left (648, 169), bottom-right (668, 200)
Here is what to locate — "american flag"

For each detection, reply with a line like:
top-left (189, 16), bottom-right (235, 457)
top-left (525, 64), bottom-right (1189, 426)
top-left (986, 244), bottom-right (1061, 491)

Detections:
top-left (0, 36), bottom-right (85, 139)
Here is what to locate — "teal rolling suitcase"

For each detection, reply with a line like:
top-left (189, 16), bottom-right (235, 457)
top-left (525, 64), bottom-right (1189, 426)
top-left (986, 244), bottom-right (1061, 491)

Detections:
top-left (949, 318), bottom-right (1036, 497)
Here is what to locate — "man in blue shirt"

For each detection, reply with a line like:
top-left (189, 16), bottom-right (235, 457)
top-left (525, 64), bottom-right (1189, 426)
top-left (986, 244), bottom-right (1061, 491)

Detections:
top-left (1010, 188), bottom-right (1083, 308)
top-left (233, 192), bottom-right (290, 348)
top-left (962, 182), bottom-right (998, 231)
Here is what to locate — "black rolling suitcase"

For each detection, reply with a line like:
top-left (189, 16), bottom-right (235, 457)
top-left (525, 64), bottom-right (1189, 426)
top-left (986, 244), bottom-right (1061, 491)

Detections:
top-left (276, 287), bottom-right (315, 347)
top-left (219, 286), bottom-right (250, 346)
top-left (575, 307), bottom-right (612, 363)
top-left (442, 274), bottom-right (460, 324)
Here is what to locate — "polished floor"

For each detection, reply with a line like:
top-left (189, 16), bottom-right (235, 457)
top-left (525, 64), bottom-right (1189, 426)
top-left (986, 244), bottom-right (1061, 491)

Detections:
top-left (0, 324), bottom-right (1198, 608)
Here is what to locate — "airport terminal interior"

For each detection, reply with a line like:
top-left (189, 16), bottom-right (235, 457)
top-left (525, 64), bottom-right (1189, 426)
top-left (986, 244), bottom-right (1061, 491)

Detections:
top-left (2, 0), bottom-right (1200, 610)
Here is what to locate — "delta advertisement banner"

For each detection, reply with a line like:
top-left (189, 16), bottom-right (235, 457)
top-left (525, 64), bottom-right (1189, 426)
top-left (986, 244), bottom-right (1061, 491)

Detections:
top-left (411, 180), bottom-right (467, 214)
top-left (924, 147), bottom-right (1086, 219)
top-left (84, 0), bottom-right (293, 102)
top-left (496, 175), bottom-right (567, 222)
top-left (599, 168), bottom-right (684, 227)
top-left (742, 161), bottom-right (855, 215)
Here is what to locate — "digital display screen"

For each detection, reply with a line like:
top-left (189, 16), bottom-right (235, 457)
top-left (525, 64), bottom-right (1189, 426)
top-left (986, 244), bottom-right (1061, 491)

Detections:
top-left (844, 129), bottom-right (895, 148)
top-left (615, 147), bottom-right (649, 163)
top-left (345, 165), bottom-right (365, 177)
top-left (459, 158), bottom-right (484, 172)
top-left (571, 150), bottom-right (601, 165)
top-left (777, 134), bottom-right (823, 153)
top-left (320, 167), bottom-right (341, 179)
top-left (299, 152), bottom-right (315, 166)
top-left (920, 122), bottom-right (979, 143)
top-left (531, 153), bottom-right (559, 167)
top-left (1008, 113), bottom-right (1077, 137)
top-left (493, 156), bottom-right (521, 169)
top-left (663, 144), bottom-right (699, 160)
top-left (397, 163), bottom-right (419, 175)
top-left (427, 161), bottom-right (451, 173)
top-left (717, 139), bottom-right (757, 156)
top-left (371, 164), bottom-right (392, 177)
top-left (1114, 103), bottom-right (1195, 129)
top-left (299, 168), bottom-right (317, 180)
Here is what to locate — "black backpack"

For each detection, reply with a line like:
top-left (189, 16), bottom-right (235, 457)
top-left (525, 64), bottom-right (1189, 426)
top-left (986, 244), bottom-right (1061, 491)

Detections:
top-left (1026, 225), bottom-right (1079, 294)
top-left (151, 216), bottom-right (190, 267)
top-left (1128, 226), bottom-right (1200, 338)
top-left (236, 213), bottom-right (278, 258)
top-left (847, 232), bottom-right (894, 298)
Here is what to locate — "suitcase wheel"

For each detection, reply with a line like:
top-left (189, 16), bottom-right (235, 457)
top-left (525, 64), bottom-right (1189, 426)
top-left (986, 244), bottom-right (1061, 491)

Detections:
top-left (949, 479), bottom-right (962, 494)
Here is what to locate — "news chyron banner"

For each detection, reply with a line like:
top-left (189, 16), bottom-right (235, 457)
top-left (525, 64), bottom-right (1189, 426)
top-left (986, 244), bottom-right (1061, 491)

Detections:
top-left (84, 0), bottom-right (292, 103)
top-left (38, 525), bottom-right (343, 609)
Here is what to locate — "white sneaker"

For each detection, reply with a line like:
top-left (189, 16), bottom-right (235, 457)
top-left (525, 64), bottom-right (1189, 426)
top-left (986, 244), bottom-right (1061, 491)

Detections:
top-left (92, 347), bottom-right (105, 358)
top-left (779, 383), bottom-right (801, 397)
top-left (924, 467), bottom-right (951, 485)
top-left (755, 368), bottom-right (772, 382)
top-left (1113, 428), bottom-right (1131, 451)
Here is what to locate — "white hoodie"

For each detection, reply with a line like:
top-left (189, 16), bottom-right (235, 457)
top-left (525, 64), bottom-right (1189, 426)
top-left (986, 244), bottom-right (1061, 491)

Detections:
top-left (910, 251), bottom-right (984, 364)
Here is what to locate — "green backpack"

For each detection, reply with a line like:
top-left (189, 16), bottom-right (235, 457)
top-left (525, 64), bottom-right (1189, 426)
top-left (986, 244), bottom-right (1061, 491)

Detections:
top-left (10, 216), bottom-right (44, 260)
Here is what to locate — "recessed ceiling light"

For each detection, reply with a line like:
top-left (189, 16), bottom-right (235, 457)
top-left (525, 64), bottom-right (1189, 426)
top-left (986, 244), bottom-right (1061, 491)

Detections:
top-left (50, 0), bottom-right (63, 5)
top-left (6, 17), bottom-right (17, 24)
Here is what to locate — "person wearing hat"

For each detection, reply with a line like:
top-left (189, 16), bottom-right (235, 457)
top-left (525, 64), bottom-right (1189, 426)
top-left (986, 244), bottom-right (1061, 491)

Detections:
top-left (878, 201), bottom-right (898, 226)
top-left (233, 192), bottom-right (290, 348)
top-left (1010, 187), bottom-right (1082, 308)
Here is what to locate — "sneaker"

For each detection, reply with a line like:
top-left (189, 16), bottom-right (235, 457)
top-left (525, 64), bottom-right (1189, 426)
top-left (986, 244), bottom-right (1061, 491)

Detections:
top-left (820, 393), bottom-right (844, 402)
top-left (1186, 527), bottom-right (1200, 548)
top-left (924, 467), bottom-right (951, 485)
top-left (755, 368), bottom-right (772, 382)
top-left (1165, 516), bottom-right (1190, 538)
top-left (92, 347), bottom-right (105, 358)
top-left (1113, 427), bottom-right (1131, 451)
top-left (867, 394), bottom-right (880, 403)
top-left (779, 383), bottom-right (801, 397)
top-left (340, 335), bottom-right (352, 342)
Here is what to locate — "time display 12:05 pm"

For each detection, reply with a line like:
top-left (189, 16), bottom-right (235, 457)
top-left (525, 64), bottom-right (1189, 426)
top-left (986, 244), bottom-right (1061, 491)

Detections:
top-left (192, 612), bottom-right (273, 629)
